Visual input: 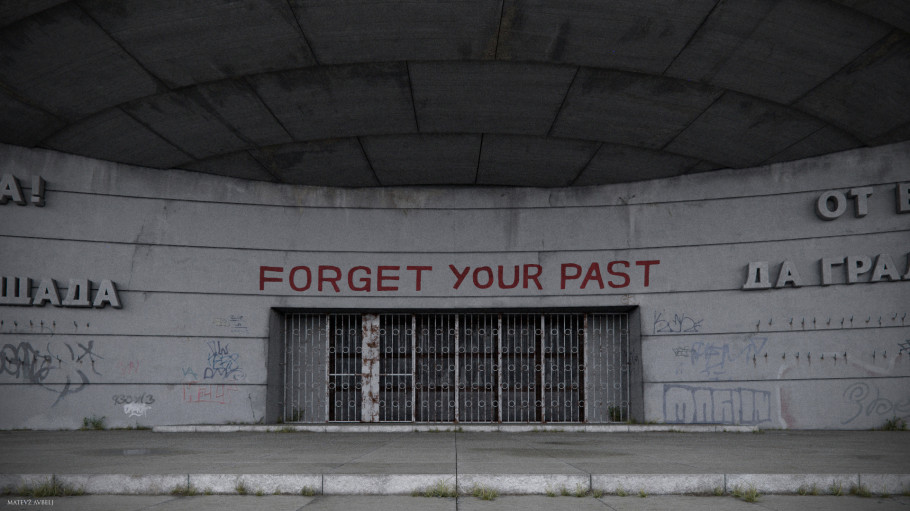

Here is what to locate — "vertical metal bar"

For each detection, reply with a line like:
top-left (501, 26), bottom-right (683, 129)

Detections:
top-left (497, 314), bottom-right (503, 423)
top-left (324, 316), bottom-right (329, 422)
top-left (410, 315), bottom-right (415, 422)
top-left (539, 314), bottom-right (545, 423)
top-left (583, 314), bottom-right (589, 423)
top-left (624, 314), bottom-right (630, 421)
top-left (454, 314), bottom-right (459, 423)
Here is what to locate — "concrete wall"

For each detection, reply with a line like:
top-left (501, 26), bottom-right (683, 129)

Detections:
top-left (0, 142), bottom-right (908, 429)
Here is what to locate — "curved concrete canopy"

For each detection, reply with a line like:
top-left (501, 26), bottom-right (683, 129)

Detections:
top-left (1, 0), bottom-right (908, 187)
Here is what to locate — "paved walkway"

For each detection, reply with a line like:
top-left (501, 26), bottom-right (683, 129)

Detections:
top-left (1, 429), bottom-right (908, 500)
top-left (4, 494), bottom-right (910, 511)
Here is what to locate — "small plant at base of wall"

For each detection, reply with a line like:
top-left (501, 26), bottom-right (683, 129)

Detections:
top-left (879, 416), bottom-right (907, 431)
top-left (80, 416), bottom-right (105, 430)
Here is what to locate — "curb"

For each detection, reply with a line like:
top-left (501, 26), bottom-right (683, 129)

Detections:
top-left (3, 473), bottom-right (907, 496)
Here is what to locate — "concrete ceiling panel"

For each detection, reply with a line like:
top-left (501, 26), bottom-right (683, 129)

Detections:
top-left (827, 0), bottom-right (910, 35)
top-left (123, 91), bottom-right (249, 160)
top-left (665, 92), bottom-right (824, 168)
top-left (249, 139), bottom-right (377, 186)
top-left (182, 151), bottom-right (277, 182)
top-left (795, 32), bottom-right (910, 143)
top-left (868, 121), bottom-right (910, 147)
top-left (0, 0), bottom-right (66, 27)
top-left (551, 69), bottom-right (723, 149)
top-left (496, 0), bottom-right (717, 73)
top-left (361, 134), bottom-right (481, 185)
top-left (0, 3), bottom-right (159, 121)
top-left (0, 92), bottom-right (65, 146)
top-left (665, 0), bottom-right (890, 104)
top-left (764, 125), bottom-right (862, 164)
top-left (192, 80), bottom-right (294, 147)
top-left (80, 0), bottom-right (314, 88)
top-left (249, 63), bottom-right (417, 141)
top-left (43, 108), bottom-right (191, 168)
top-left (575, 145), bottom-right (701, 185)
top-left (477, 135), bottom-right (599, 186)
top-left (290, 0), bottom-right (502, 63)
top-left (410, 61), bottom-right (575, 135)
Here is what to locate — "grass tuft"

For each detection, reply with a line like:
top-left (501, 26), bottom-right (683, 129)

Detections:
top-left (829, 481), bottom-right (843, 496)
top-left (575, 484), bottom-right (588, 497)
top-left (545, 487), bottom-right (557, 497)
top-left (80, 415), bottom-right (105, 430)
top-left (849, 484), bottom-right (872, 498)
top-left (742, 485), bottom-right (760, 502)
top-left (412, 480), bottom-right (456, 498)
top-left (170, 482), bottom-right (197, 496)
top-left (301, 486), bottom-right (317, 496)
top-left (592, 488), bottom-right (604, 498)
top-left (235, 481), bottom-right (248, 495)
top-left (615, 486), bottom-right (628, 497)
top-left (797, 483), bottom-right (820, 496)
top-left (471, 485), bottom-right (497, 501)
top-left (880, 416), bottom-right (907, 431)
top-left (11, 479), bottom-right (85, 497)
top-left (712, 486), bottom-right (724, 496)
top-left (638, 489), bottom-right (647, 498)
top-left (560, 486), bottom-right (570, 496)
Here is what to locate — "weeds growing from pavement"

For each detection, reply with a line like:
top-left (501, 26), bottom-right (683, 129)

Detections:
top-left (849, 484), bottom-right (872, 498)
top-left (471, 485), bottom-right (497, 501)
top-left (411, 480), bottom-right (456, 498)
top-left (170, 482), bottom-right (197, 496)
top-left (8, 479), bottom-right (84, 497)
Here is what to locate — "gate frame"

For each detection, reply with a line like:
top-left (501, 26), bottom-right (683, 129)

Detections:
top-left (266, 307), bottom-right (643, 424)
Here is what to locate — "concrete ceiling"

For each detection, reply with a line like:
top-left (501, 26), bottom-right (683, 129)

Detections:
top-left (1, 0), bottom-right (908, 187)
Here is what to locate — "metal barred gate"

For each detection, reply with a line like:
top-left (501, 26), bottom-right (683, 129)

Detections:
top-left (281, 311), bottom-right (631, 423)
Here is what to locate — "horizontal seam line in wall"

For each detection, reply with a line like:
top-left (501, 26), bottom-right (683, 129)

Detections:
top-left (6, 326), bottom-right (904, 337)
top-left (0, 333), bottom-right (267, 339)
top-left (648, 375), bottom-right (910, 384)
top-left (641, 327), bottom-right (910, 338)
top-left (36, 178), bottom-right (910, 211)
top-left (2, 228), bottom-right (909, 254)
top-left (108, 282), bottom-right (910, 298)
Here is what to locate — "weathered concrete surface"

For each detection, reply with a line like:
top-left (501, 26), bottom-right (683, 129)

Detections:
top-left (7, 495), bottom-right (909, 511)
top-left (1, 143), bottom-right (909, 431)
top-left (2, 2), bottom-right (908, 184)
top-left (0, 430), bottom-right (907, 497)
